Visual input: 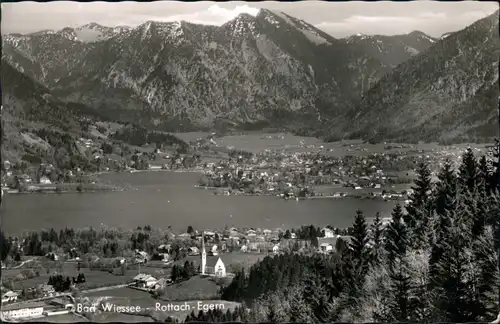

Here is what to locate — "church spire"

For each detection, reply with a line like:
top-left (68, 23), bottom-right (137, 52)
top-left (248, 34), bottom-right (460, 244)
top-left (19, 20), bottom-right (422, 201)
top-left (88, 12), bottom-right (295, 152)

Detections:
top-left (201, 231), bottom-right (206, 275)
top-left (202, 231), bottom-right (205, 252)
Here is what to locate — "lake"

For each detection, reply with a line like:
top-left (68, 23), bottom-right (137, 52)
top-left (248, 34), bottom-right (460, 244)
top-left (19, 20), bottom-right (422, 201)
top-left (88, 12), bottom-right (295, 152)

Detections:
top-left (0, 171), bottom-right (397, 236)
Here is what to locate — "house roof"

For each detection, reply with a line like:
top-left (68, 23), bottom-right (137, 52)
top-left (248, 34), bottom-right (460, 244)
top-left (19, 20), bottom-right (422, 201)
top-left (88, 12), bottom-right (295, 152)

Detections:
top-left (2, 301), bottom-right (46, 311)
top-left (205, 256), bottom-right (222, 268)
top-left (3, 291), bottom-right (19, 297)
top-left (133, 274), bottom-right (156, 281)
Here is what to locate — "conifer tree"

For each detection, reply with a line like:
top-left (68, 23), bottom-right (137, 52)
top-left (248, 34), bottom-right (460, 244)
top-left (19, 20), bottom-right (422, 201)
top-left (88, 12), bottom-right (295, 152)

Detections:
top-left (384, 204), bottom-right (413, 321)
top-left (404, 162), bottom-right (433, 249)
top-left (387, 264), bottom-right (412, 321)
top-left (303, 275), bottom-right (338, 322)
top-left (471, 227), bottom-right (500, 321)
top-left (370, 212), bottom-right (384, 265)
top-left (478, 155), bottom-right (492, 193)
top-left (472, 173), bottom-right (489, 237)
top-left (350, 210), bottom-right (370, 284)
top-left (434, 159), bottom-right (457, 218)
top-left (385, 204), bottom-right (408, 269)
top-left (494, 138), bottom-right (500, 191)
top-left (458, 148), bottom-right (479, 194)
top-left (432, 193), bottom-right (477, 322)
top-left (430, 160), bottom-right (457, 283)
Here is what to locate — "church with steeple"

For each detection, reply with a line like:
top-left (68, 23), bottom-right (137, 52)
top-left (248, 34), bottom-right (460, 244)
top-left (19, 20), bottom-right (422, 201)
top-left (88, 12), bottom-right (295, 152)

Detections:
top-left (200, 232), bottom-right (227, 277)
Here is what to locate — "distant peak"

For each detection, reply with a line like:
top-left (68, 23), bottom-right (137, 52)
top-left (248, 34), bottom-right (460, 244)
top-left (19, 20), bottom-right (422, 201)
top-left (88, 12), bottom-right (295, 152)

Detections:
top-left (227, 12), bottom-right (256, 25)
top-left (59, 27), bottom-right (74, 32)
top-left (236, 12), bottom-right (255, 21)
top-left (257, 8), bottom-right (272, 15)
top-left (256, 8), bottom-right (280, 18)
top-left (82, 22), bottom-right (102, 28)
top-left (408, 30), bottom-right (431, 38)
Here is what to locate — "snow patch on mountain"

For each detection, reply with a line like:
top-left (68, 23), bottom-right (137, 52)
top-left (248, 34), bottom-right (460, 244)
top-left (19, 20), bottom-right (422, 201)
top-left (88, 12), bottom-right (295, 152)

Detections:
top-left (74, 28), bottom-right (105, 42)
top-left (404, 45), bottom-right (420, 55)
top-left (273, 11), bottom-right (297, 27)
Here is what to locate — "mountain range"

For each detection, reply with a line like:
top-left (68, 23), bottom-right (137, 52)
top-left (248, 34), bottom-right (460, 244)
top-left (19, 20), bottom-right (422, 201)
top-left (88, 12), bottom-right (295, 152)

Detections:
top-left (335, 10), bottom-right (499, 143)
top-left (2, 8), bottom-right (499, 146)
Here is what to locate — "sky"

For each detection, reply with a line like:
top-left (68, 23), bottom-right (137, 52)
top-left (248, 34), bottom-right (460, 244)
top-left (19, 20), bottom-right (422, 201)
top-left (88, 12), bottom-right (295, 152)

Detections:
top-left (1, 1), bottom-right (498, 38)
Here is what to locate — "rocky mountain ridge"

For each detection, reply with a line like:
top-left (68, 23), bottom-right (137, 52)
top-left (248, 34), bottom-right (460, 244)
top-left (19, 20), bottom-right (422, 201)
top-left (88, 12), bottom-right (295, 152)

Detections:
top-left (343, 31), bottom-right (437, 67)
top-left (2, 9), bottom-right (498, 143)
top-left (2, 9), bottom-right (391, 133)
top-left (330, 10), bottom-right (500, 144)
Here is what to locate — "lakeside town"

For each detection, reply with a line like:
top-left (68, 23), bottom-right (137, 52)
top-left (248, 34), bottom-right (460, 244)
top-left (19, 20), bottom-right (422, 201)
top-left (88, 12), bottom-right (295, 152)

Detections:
top-left (1, 132), bottom-right (490, 203)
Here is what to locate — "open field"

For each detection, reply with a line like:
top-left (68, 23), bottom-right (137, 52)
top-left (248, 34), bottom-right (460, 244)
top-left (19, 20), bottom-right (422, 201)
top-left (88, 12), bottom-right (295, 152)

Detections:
top-left (158, 275), bottom-right (224, 301)
top-left (173, 132), bottom-right (213, 143)
top-left (2, 260), bottom-right (169, 291)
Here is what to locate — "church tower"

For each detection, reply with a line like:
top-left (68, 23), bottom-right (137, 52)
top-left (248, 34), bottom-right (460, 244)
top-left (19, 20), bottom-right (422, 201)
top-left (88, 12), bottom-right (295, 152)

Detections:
top-left (201, 231), bottom-right (206, 275)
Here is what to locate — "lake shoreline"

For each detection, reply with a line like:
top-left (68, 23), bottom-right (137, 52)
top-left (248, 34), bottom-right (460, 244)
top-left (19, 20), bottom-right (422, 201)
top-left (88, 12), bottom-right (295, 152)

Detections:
top-left (2, 170), bottom-right (398, 235)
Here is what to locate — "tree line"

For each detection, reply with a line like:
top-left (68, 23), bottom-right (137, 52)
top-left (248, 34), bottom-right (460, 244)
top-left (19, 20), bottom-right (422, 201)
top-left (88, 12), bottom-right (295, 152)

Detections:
top-left (110, 125), bottom-right (189, 153)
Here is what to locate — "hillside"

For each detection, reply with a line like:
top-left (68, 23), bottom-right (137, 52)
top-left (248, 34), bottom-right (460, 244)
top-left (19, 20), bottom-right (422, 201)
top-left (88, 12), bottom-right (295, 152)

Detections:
top-left (329, 10), bottom-right (500, 144)
top-left (344, 31), bottom-right (437, 67)
top-left (1, 60), bottom-right (109, 169)
top-left (2, 9), bottom-right (390, 134)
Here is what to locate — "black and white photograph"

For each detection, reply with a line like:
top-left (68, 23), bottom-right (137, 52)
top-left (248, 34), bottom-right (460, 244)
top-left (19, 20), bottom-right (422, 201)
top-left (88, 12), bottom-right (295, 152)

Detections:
top-left (1, 0), bottom-right (499, 323)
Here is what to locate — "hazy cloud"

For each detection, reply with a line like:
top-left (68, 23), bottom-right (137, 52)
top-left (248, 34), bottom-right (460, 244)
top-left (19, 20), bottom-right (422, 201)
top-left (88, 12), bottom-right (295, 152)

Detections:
top-left (315, 9), bottom-right (496, 37)
top-left (148, 4), bottom-right (260, 26)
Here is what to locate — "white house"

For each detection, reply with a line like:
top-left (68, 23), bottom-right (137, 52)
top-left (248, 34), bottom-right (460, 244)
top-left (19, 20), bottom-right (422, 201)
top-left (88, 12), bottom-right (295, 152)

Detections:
top-left (322, 227), bottom-right (335, 238)
top-left (1, 302), bottom-right (45, 320)
top-left (2, 291), bottom-right (19, 303)
top-left (158, 244), bottom-right (171, 253)
top-left (188, 247), bottom-right (200, 255)
top-left (132, 274), bottom-right (158, 288)
top-left (200, 232), bottom-right (226, 277)
top-left (269, 244), bottom-right (279, 254)
top-left (240, 245), bottom-right (248, 252)
top-left (319, 243), bottom-right (333, 253)
top-left (45, 252), bottom-right (59, 261)
top-left (39, 176), bottom-right (51, 185)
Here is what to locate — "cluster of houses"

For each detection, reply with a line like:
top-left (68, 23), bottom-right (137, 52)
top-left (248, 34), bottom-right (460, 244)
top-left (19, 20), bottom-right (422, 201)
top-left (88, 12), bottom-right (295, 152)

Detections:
top-left (1, 283), bottom-right (73, 321)
top-left (1, 295), bottom-right (74, 321)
